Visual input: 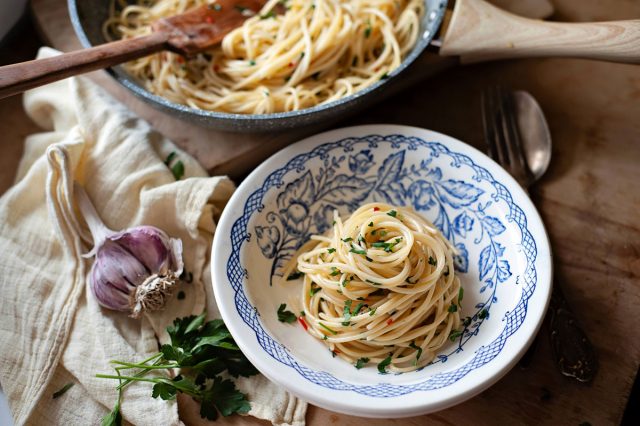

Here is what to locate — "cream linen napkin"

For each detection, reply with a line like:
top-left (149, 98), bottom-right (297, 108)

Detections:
top-left (0, 47), bottom-right (306, 426)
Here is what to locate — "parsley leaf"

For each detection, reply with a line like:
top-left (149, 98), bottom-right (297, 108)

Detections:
top-left (448, 303), bottom-right (458, 313)
top-left (277, 303), bottom-right (297, 323)
top-left (377, 355), bottom-right (392, 373)
top-left (355, 357), bottom-right (370, 369)
top-left (458, 287), bottom-right (464, 307)
top-left (349, 245), bottom-right (367, 255)
top-left (408, 342), bottom-right (423, 360)
top-left (204, 377), bottom-right (251, 418)
top-left (449, 329), bottom-right (463, 341)
top-left (387, 210), bottom-right (397, 217)
top-left (327, 248), bottom-right (336, 254)
top-left (286, 270), bottom-right (304, 280)
top-left (428, 256), bottom-right (437, 266)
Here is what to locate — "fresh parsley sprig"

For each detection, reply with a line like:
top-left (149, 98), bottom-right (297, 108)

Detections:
top-left (97, 313), bottom-right (258, 425)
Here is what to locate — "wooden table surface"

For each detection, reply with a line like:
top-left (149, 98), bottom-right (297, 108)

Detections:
top-left (1, 1), bottom-right (639, 425)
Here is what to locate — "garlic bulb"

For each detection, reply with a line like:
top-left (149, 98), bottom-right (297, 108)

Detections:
top-left (75, 184), bottom-right (184, 318)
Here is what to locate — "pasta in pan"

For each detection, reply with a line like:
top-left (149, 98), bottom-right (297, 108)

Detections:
top-left (289, 203), bottom-right (462, 373)
top-left (104, 0), bottom-right (423, 114)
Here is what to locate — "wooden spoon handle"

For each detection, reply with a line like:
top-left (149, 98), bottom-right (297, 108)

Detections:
top-left (0, 31), bottom-right (168, 99)
top-left (440, 0), bottom-right (640, 64)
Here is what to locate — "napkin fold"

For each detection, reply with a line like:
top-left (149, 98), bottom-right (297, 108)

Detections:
top-left (0, 47), bottom-right (306, 426)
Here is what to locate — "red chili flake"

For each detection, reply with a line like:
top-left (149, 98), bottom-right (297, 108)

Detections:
top-left (373, 207), bottom-right (380, 212)
top-left (386, 318), bottom-right (394, 325)
top-left (333, 348), bottom-right (341, 354)
top-left (213, 64), bottom-right (220, 72)
top-left (205, 16), bottom-right (214, 24)
top-left (298, 316), bottom-right (308, 330)
top-left (177, 56), bottom-right (185, 64)
top-left (288, 62), bottom-right (295, 68)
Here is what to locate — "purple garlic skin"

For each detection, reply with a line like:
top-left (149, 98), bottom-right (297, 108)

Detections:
top-left (89, 226), bottom-right (184, 318)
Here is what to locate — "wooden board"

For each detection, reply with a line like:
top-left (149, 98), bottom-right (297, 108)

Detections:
top-left (2, 0), bottom-right (637, 425)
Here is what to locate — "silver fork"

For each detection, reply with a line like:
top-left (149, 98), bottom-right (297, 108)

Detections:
top-left (481, 86), bottom-right (597, 383)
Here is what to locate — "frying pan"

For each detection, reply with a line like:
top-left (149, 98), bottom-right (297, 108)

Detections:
top-left (68, 0), bottom-right (639, 132)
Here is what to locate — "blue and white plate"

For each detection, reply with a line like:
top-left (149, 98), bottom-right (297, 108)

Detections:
top-left (212, 125), bottom-right (552, 417)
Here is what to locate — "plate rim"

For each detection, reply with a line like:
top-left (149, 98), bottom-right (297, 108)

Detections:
top-left (212, 124), bottom-right (552, 417)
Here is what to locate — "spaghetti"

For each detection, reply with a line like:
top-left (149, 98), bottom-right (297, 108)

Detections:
top-left (104, 0), bottom-right (423, 114)
top-left (289, 203), bottom-right (462, 373)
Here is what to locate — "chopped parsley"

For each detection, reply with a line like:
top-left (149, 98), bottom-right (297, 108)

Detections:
top-left (164, 151), bottom-right (185, 180)
top-left (52, 382), bottom-right (74, 399)
top-left (368, 222), bottom-right (374, 227)
top-left (366, 279), bottom-right (381, 285)
top-left (260, 11), bottom-right (276, 19)
top-left (387, 210), bottom-right (397, 217)
top-left (458, 287), bottom-right (464, 307)
top-left (277, 304), bottom-right (297, 323)
top-left (349, 245), bottom-right (367, 255)
top-left (380, 72), bottom-right (389, 80)
top-left (377, 355), bottom-right (392, 373)
top-left (479, 308), bottom-right (488, 319)
top-left (449, 329), bottom-right (463, 342)
top-left (408, 341), bottom-right (423, 361)
top-left (342, 300), bottom-right (365, 325)
top-left (364, 20), bottom-right (372, 38)
top-left (286, 270), bottom-right (304, 281)
top-left (309, 285), bottom-right (321, 297)
top-left (248, 59), bottom-right (256, 66)
top-left (428, 256), bottom-right (437, 266)
top-left (327, 248), bottom-right (336, 254)
top-left (341, 237), bottom-right (353, 243)
top-left (448, 303), bottom-right (458, 313)
top-left (330, 267), bottom-right (340, 276)
top-left (355, 357), bottom-right (370, 369)
top-left (319, 322), bottom-right (337, 335)
top-left (369, 307), bottom-right (377, 316)
top-left (371, 237), bottom-right (402, 253)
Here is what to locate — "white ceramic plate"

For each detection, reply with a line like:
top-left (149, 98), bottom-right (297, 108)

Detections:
top-left (212, 125), bottom-right (552, 417)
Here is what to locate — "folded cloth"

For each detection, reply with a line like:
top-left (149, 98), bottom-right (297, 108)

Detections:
top-left (0, 47), bottom-right (307, 426)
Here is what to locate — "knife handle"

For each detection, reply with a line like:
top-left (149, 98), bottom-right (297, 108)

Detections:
top-left (440, 0), bottom-right (640, 64)
top-left (548, 282), bottom-right (598, 383)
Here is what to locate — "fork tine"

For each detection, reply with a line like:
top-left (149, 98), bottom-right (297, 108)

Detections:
top-left (488, 86), bottom-right (512, 172)
top-left (498, 87), bottom-right (532, 186)
top-left (482, 87), bottom-right (507, 167)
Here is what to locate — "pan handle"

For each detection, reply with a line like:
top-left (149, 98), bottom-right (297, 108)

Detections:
top-left (439, 0), bottom-right (640, 64)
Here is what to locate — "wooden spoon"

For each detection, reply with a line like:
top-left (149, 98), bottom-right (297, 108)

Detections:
top-left (0, 0), bottom-right (267, 99)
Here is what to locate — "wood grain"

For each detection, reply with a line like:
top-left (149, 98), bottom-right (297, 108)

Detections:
top-left (3, 0), bottom-right (636, 425)
top-left (0, 32), bottom-right (167, 99)
top-left (441, 0), bottom-right (640, 64)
